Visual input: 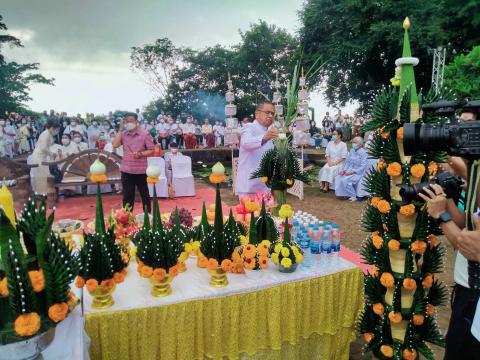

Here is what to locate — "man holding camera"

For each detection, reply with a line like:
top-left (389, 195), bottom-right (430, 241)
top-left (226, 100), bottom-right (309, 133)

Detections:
top-left (418, 107), bottom-right (480, 358)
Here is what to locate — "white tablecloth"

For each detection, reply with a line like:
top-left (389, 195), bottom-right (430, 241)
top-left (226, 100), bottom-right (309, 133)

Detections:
top-left (83, 255), bottom-right (357, 314)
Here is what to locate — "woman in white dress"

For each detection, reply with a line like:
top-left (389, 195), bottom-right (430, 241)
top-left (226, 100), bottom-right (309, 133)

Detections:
top-left (318, 129), bottom-right (348, 192)
top-left (30, 119), bottom-right (61, 194)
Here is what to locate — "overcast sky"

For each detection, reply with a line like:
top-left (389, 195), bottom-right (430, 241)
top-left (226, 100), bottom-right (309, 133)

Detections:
top-left (2, 0), bottom-right (356, 119)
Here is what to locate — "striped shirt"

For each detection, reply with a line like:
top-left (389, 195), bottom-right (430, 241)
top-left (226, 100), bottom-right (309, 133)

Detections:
top-left (120, 128), bottom-right (154, 174)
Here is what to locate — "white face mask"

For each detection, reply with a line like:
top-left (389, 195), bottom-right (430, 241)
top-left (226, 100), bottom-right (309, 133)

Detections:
top-left (126, 123), bottom-right (136, 131)
top-left (92, 122), bottom-right (98, 127)
top-left (73, 137), bottom-right (82, 143)
top-left (71, 122), bottom-right (77, 126)
top-left (172, 148), bottom-right (178, 154)
top-left (62, 139), bottom-right (70, 146)
top-left (103, 124), bottom-right (110, 129)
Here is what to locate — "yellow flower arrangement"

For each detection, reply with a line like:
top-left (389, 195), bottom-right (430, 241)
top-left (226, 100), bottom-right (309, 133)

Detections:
top-left (380, 272), bottom-right (395, 288)
top-left (278, 204), bottom-right (293, 219)
top-left (399, 204), bottom-right (416, 216)
top-left (221, 259), bottom-right (233, 272)
top-left (28, 270), bottom-right (45, 293)
top-left (274, 243), bottom-right (282, 254)
top-left (387, 239), bottom-right (400, 251)
top-left (184, 242), bottom-right (193, 253)
top-left (280, 257), bottom-right (292, 268)
top-left (207, 258), bottom-right (219, 270)
top-left (386, 162), bottom-right (402, 177)
top-left (388, 311), bottom-right (403, 324)
top-left (146, 177), bottom-right (158, 184)
top-left (380, 345), bottom-right (394, 358)
top-left (0, 277), bottom-right (9, 297)
top-left (376, 199), bottom-right (391, 214)
top-left (89, 174), bottom-right (108, 183)
top-left (244, 257), bottom-right (256, 270)
top-left (261, 176), bottom-right (268, 184)
top-left (426, 304), bottom-right (436, 316)
top-left (191, 240), bottom-right (201, 251)
top-left (178, 251), bottom-right (188, 263)
top-left (240, 235), bottom-right (248, 245)
top-left (258, 256), bottom-right (268, 269)
top-left (396, 127), bottom-right (404, 140)
top-left (243, 244), bottom-right (257, 259)
top-left (281, 247), bottom-right (290, 257)
top-left (48, 303), bottom-right (69, 323)
top-left (245, 200), bottom-right (260, 213)
top-left (209, 173), bottom-right (225, 184)
top-left (257, 243), bottom-right (269, 257)
top-left (271, 252), bottom-right (279, 264)
top-left (410, 163), bottom-right (425, 178)
top-left (295, 252), bottom-right (304, 263)
top-left (14, 312), bottom-right (41, 337)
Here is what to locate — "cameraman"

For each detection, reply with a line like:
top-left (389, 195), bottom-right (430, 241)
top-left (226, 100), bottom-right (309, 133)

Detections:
top-left (419, 109), bottom-right (480, 358)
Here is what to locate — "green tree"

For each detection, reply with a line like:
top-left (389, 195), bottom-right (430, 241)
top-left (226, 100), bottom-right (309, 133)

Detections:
top-left (444, 46), bottom-right (480, 99)
top-left (0, 15), bottom-right (53, 113)
top-left (299, 0), bottom-right (480, 107)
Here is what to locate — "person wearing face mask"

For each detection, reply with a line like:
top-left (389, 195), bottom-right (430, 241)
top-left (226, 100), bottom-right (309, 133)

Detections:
top-left (2, 119), bottom-right (17, 158)
top-left (318, 129), bottom-right (348, 192)
top-left (334, 136), bottom-right (368, 201)
top-left (183, 116), bottom-right (197, 149)
top-left (213, 121), bottom-right (225, 147)
top-left (202, 119), bottom-right (214, 148)
top-left (164, 142), bottom-right (183, 183)
top-left (0, 119), bottom-right (8, 157)
top-left (71, 132), bottom-right (88, 152)
top-left (30, 119), bottom-right (61, 194)
top-left (97, 133), bottom-right (107, 150)
top-left (170, 119), bottom-right (183, 149)
top-left (236, 101), bottom-right (278, 197)
top-left (102, 121), bottom-right (111, 134)
top-left (112, 112), bottom-right (154, 212)
top-left (18, 119), bottom-right (31, 154)
top-left (87, 119), bottom-right (102, 149)
top-left (156, 117), bottom-right (170, 150)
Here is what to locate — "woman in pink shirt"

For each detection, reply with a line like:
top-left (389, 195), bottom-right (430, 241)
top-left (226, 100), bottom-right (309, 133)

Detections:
top-left (112, 113), bottom-right (154, 212)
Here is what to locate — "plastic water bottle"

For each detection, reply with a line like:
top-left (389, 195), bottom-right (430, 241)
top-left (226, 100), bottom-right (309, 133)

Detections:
top-left (310, 229), bottom-right (321, 255)
top-left (321, 228), bottom-right (332, 254)
top-left (300, 235), bottom-right (313, 268)
top-left (332, 225), bottom-right (341, 253)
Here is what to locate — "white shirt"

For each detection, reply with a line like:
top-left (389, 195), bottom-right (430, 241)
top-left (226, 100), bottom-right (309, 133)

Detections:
top-left (86, 125), bottom-right (102, 149)
top-left (235, 120), bottom-right (273, 194)
top-left (182, 123), bottom-right (196, 134)
top-left (325, 141), bottom-right (348, 162)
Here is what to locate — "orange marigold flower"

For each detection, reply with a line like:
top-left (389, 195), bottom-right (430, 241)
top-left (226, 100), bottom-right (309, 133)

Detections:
top-left (48, 303), bottom-right (69, 323)
top-left (377, 160), bottom-right (387, 172)
top-left (422, 274), bottom-right (433, 289)
top-left (369, 265), bottom-right (379, 277)
top-left (86, 279), bottom-right (98, 293)
top-left (137, 261), bottom-right (144, 274)
top-left (233, 262), bottom-right (244, 274)
top-left (381, 131), bottom-right (390, 140)
top-left (209, 173), bottom-right (226, 184)
top-left (363, 332), bottom-right (374, 343)
top-left (75, 276), bottom-right (85, 289)
top-left (410, 163), bottom-right (426, 178)
top-left (380, 345), bottom-right (394, 358)
top-left (388, 311), bottom-right (403, 324)
top-left (153, 268), bottom-right (167, 281)
top-left (14, 312), bottom-right (41, 337)
top-left (243, 244), bottom-right (257, 259)
top-left (198, 256), bottom-right (208, 268)
top-left (257, 244), bottom-right (269, 257)
top-left (396, 127), bottom-right (404, 140)
top-left (399, 204), bottom-right (416, 217)
top-left (386, 162), bottom-right (402, 177)
top-left (377, 199), bottom-right (391, 214)
top-left (427, 234), bottom-right (438, 249)
top-left (403, 348), bottom-right (418, 360)
top-left (0, 277), bottom-right (9, 297)
top-left (207, 258), bottom-right (219, 270)
top-left (388, 239), bottom-right (401, 251)
top-left (372, 302), bottom-right (385, 316)
top-left (244, 257), bottom-right (256, 270)
top-left (28, 270), bottom-right (45, 293)
top-left (286, 179), bottom-right (294, 186)
top-left (411, 240), bottom-right (427, 255)
top-left (403, 278), bottom-right (417, 290)
top-left (371, 196), bottom-right (381, 207)
top-left (101, 279), bottom-right (115, 290)
top-left (413, 314), bottom-right (425, 326)
top-left (426, 304), bottom-right (436, 316)
top-left (245, 200), bottom-right (260, 213)
top-left (261, 176), bottom-right (268, 184)
top-left (90, 174), bottom-right (108, 183)
top-left (221, 259), bottom-right (233, 272)
top-left (372, 234), bottom-right (384, 249)
top-left (232, 251), bottom-right (242, 263)
top-left (258, 256), bottom-right (268, 269)
top-left (169, 265), bottom-right (179, 277)
top-left (428, 161), bottom-right (439, 176)
top-left (146, 176), bottom-right (159, 184)
top-left (380, 272), bottom-right (395, 288)
top-left (140, 265), bottom-right (153, 278)
top-left (113, 272), bottom-right (125, 284)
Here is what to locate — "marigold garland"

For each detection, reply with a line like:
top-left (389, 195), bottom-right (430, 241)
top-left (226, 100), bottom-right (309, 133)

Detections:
top-left (207, 258), bottom-right (219, 270)
top-left (101, 279), bottom-right (115, 290)
top-left (198, 256), bottom-right (208, 268)
top-left (221, 259), bottom-right (233, 272)
top-left (153, 268), bottom-right (167, 281)
top-left (426, 304), bottom-right (436, 316)
top-left (428, 161), bottom-right (439, 176)
top-left (388, 239), bottom-right (400, 251)
top-left (422, 274), bottom-right (433, 288)
top-left (380, 344), bottom-right (394, 358)
top-left (410, 163), bottom-right (425, 178)
top-left (280, 257), bottom-right (292, 268)
top-left (86, 279), bottom-right (98, 293)
top-left (403, 278), bottom-right (417, 290)
top-left (386, 162), bottom-right (402, 177)
top-left (371, 197), bottom-right (381, 208)
top-left (377, 160), bottom-right (387, 171)
top-left (14, 312), bottom-right (41, 337)
top-left (48, 303), bottom-right (69, 323)
top-left (0, 277), bottom-right (9, 297)
top-left (169, 265), bottom-right (179, 277)
top-left (412, 314), bottom-right (424, 326)
top-left (369, 265), bottom-right (379, 277)
top-left (396, 127), bottom-right (404, 140)
top-left (380, 272), bottom-right (395, 288)
top-left (388, 311), bottom-right (403, 323)
top-left (286, 179), bottom-right (294, 186)
top-left (411, 240), bottom-right (427, 255)
top-left (373, 302), bottom-right (385, 316)
top-left (376, 200), bottom-right (391, 214)
top-left (399, 204), bottom-right (416, 217)
top-left (403, 349), bottom-right (418, 360)
top-left (381, 131), bottom-right (390, 140)
top-left (113, 272), bottom-right (125, 284)
top-left (372, 234), bottom-right (384, 249)
top-left (140, 265), bottom-right (153, 278)
top-left (28, 270), bottom-right (45, 293)
top-left (427, 234), bottom-right (438, 249)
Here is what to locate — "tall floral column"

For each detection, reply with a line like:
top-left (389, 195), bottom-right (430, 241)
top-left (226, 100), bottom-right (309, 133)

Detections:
top-left (358, 18), bottom-right (448, 359)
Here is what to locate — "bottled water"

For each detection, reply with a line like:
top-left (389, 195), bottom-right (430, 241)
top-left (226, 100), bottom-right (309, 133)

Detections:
top-left (332, 224), bottom-right (341, 253)
top-left (321, 228), bottom-right (332, 254)
top-left (310, 229), bottom-right (321, 255)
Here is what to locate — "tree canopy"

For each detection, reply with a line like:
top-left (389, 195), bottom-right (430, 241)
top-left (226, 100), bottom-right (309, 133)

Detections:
top-left (299, 0), bottom-right (480, 107)
top-left (444, 45), bottom-right (480, 100)
top-left (0, 15), bottom-right (53, 114)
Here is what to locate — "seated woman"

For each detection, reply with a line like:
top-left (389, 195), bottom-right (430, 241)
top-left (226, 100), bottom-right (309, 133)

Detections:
top-left (71, 131), bottom-right (88, 152)
top-left (318, 129), bottom-right (347, 192)
top-left (335, 136), bottom-right (368, 201)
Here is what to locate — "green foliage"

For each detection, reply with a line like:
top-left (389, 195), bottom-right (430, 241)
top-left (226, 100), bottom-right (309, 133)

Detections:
top-left (0, 16), bottom-right (53, 113)
top-left (444, 46), bottom-right (480, 99)
top-left (364, 167), bottom-right (390, 199)
top-left (299, 0), bottom-right (480, 107)
top-left (255, 200), bottom-right (279, 243)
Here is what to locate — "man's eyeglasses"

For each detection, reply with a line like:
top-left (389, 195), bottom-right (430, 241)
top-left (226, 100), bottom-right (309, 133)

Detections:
top-left (258, 110), bottom-right (275, 116)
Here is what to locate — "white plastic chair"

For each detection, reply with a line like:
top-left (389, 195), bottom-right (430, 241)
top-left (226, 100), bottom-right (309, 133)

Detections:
top-left (171, 156), bottom-right (195, 197)
top-left (147, 157), bottom-right (169, 198)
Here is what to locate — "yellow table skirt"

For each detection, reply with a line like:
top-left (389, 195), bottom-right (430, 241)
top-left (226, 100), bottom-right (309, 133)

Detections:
top-left (85, 267), bottom-right (363, 360)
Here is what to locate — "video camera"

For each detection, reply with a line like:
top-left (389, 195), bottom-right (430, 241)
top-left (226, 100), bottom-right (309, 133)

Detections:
top-left (403, 100), bottom-right (480, 159)
top-left (398, 172), bottom-right (464, 204)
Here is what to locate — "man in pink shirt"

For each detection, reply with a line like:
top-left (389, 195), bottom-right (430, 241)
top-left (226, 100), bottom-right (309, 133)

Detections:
top-left (112, 112), bottom-right (154, 212)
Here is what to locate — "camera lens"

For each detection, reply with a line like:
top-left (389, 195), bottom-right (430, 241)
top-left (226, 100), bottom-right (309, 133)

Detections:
top-left (404, 123), bottom-right (451, 155)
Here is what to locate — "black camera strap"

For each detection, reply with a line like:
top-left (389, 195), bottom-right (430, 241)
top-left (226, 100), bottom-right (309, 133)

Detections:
top-left (466, 160), bottom-right (480, 291)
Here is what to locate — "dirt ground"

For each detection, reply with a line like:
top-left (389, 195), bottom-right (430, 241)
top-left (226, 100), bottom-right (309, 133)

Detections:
top-left (217, 181), bottom-right (454, 359)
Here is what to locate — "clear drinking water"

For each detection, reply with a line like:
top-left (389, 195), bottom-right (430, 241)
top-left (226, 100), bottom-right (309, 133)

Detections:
top-left (332, 224), bottom-right (341, 253)
top-left (321, 228), bottom-right (332, 254)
